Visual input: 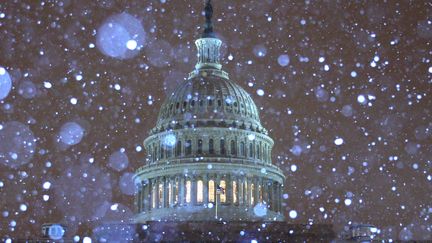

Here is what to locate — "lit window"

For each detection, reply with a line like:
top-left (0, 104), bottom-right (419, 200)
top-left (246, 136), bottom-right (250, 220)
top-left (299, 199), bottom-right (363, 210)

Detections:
top-left (220, 180), bottom-right (226, 203)
top-left (233, 181), bottom-right (238, 204)
top-left (197, 180), bottom-right (203, 203)
top-left (259, 185), bottom-right (263, 203)
top-left (174, 180), bottom-right (179, 204)
top-left (159, 183), bottom-right (163, 208)
top-left (209, 180), bottom-right (215, 202)
top-left (186, 180), bottom-right (191, 203)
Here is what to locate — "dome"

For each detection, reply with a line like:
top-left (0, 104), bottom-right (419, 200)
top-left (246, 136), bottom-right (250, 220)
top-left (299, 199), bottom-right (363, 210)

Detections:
top-left (134, 1), bottom-right (285, 223)
top-left (153, 71), bottom-right (267, 135)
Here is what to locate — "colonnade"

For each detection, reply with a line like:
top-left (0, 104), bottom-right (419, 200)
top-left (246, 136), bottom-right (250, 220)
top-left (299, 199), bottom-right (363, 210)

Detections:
top-left (136, 174), bottom-right (283, 214)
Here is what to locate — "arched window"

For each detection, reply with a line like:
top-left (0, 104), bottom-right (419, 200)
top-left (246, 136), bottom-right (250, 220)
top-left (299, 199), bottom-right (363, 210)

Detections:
top-left (256, 144), bottom-right (260, 159)
top-left (186, 180), bottom-right (191, 203)
top-left (220, 139), bottom-right (225, 155)
top-left (160, 144), bottom-right (165, 159)
top-left (158, 183), bottom-right (163, 208)
top-left (232, 181), bottom-right (238, 204)
top-left (174, 180), bottom-right (179, 205)
top-left (230, 140), bottom-right (236, 155)
top-left (185, 140), bottom-right (192, 155)
top-left (219, 180), bottom-right (226, 203)
top-left (175, 141), bottom-right (182, 156)
top-left (208, 180), bottom-right (215, 203)
top-left (197, 139), bottom-right (203, 154)
top-left (244, 181), bottom-right (248, 205)
top-left (208, 99), bottom-right (213, 106)
top-left (166, 146), bottom-right (172, 158)
top-left (197, 180), bottom-right (203, 203)
top-left (249, 143), bottom-right (253, 157)
top-left (209, 139), bottom-right (214, 154)
top-left (240, 142), bottom-right (245, 157)
top-left (259, 185), bottom-right (263, 203)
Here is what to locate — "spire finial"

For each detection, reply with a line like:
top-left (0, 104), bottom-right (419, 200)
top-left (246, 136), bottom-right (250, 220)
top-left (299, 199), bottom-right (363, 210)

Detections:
top-left (202, 0), bottom-right (215, 38)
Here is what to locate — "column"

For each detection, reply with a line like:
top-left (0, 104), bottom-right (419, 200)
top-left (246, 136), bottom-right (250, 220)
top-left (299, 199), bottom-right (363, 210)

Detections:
top-left (203, 174), bottom-right (209, 205)
top-left (147, 179), bottom-right (152, 211)
top-left (226, 175), bottom-right (232, 204)
top-left (236, 177), bottom-right (241, 206)
top-left (179, 176), bottom-right (185, 206)
top-left (238, 178), bottom-right (243, 206)
top-left (135, 184), bottom-right (140, 213)
top-left (171, 177), bottom-right (177, 207)
top-left (140, 182), bottom-right (145, 212)
top-left (163, 177), bottom-right (168, 208)
top-left (155, 178), bottom-right (160, 208)
top-left (192, 177), bottom-right (197, 205)
top-left (246, 178), bottom-right (251, 206)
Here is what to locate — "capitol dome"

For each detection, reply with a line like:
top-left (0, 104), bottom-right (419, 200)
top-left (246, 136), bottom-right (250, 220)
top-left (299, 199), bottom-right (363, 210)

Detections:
top-left (134, 1), bottom-right (285, 222)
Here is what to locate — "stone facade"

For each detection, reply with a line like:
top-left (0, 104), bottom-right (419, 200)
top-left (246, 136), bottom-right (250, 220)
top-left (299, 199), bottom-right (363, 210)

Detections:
top-left (133, 3), bottom-right (285, 222)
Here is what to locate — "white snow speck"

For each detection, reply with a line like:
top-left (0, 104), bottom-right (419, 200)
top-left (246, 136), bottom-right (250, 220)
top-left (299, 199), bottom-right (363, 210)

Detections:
top-left (289, 210), bottom-right (298, 219)
top-left (291, 164), bottom-right (297, 172)
top-left (19, 204), bottom-right (27, 211)
top-left (357, 94), bottom-right (366, 104)
top-left (334, 138), bottom-right (344, 146)
top-left (350, 71), bottom-right (357, 78)
top-left (83, 237), bottom-right (92, 243)
top-left (126, 40), bottom-right (138, 50)
top-left (75, 74), bottom-right (83, 81)
top-left (277, 54), bottom-right (290, 67)
top-left (70, 97), bottom-right (78, 105)
top-left (43, 181), bottom-right (51, 189)
top-left (344, 198), bottom-right (352, 206)
top-left (256, 89), bottom-right (265, 96)
top-left (43, 81), bottom-right (52, 89)
top-left (114, 83), bottom-right (121, 91)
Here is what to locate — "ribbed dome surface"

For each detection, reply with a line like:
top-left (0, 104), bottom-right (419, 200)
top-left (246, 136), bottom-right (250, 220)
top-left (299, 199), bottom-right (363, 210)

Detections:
top-left (155, 74), bottom-right (262, 130)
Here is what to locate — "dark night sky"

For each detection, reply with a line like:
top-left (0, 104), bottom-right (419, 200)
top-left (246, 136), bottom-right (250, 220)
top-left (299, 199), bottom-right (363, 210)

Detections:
top-left (0, 0), bottom-right (431, 240)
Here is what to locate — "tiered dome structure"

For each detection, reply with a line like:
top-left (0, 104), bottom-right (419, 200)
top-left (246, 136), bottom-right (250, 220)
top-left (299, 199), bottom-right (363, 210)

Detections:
top-left (134, 1), bottom-right (285, 222)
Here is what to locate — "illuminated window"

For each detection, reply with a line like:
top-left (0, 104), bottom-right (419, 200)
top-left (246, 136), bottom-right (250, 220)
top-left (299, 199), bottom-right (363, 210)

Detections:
top-left (197, 180), bottom-right (203, 203)
top-left (250, 183), bottom-right (255, 205)
top-left (208, 180), bottom-right (215, 202)
top-left (158, 183), bottom-right (163, 208)
top-left (259, 185), bottom-right (263, 203)
top-left (220, 180), bottom-right (226, 203)
top-left (186, 180), bottom-right (191, 203)
top-left (233, 181), bottom-right (238, 204)
top-left (174, 180), bottom-right (179, 204)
